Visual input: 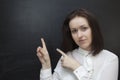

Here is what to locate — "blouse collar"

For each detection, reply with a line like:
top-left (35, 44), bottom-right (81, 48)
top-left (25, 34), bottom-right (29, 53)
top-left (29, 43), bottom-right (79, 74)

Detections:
top-left (78, 47), bottom-right (90, 56)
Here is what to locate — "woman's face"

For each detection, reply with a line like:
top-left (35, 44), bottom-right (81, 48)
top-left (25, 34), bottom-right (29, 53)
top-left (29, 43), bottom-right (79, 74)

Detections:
top-left (69, 16), bottom-right (92, 51)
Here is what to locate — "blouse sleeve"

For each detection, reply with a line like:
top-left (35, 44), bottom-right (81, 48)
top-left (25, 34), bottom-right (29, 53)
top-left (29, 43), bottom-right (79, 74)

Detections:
top-left (73, 66), bottom-right (93, 80)
top-left (95, 56), bottom-right (119, 80)
top-left (40, 68), bottom-right (60, 80)
top-left (40, 58), bottom-right (62, 80)
top-left (40, 68), bottom-right (52, 80)
top-left (73, 56), bottom-right (94, 80)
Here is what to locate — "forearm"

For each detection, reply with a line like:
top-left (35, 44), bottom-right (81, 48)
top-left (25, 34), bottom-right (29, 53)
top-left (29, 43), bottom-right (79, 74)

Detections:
top-left (40, 68), bottom-right (52, 80)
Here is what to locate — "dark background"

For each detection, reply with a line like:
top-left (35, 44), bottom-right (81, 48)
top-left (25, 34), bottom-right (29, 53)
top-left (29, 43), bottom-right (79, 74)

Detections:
top-left (0, 0), bottom-right (120, 80)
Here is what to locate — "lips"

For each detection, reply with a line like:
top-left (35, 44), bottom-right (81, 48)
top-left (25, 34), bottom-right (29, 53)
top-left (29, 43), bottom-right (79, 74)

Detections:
top-left (78, 39), bottom-right (86, 43)
top-left (79, 39), bottom-right (86, 41)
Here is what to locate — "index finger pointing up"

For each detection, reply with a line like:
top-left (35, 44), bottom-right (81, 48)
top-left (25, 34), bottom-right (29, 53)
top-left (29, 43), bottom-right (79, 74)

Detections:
top-left (41, 38), bottom-right (47, 49)
top-left (56, 48), bottom-right (66, 57)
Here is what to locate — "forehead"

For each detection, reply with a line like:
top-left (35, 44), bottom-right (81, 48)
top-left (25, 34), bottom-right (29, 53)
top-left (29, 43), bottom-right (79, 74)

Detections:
top-left (69, 16), bottom-right (89, 28)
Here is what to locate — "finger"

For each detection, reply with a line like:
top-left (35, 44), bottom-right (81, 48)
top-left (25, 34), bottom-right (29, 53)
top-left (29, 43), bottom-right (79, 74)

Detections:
top-left (56, 48), bottom-right (66, 57)
top-left (36, 47), bottom-right (42, 56)
top-left (61, 56), bottom-right (64, 62)
top-left (37, 46), bottom-right (41, 52)
top-left (36, 53), bottom-right (45, 64)
top-left (37, 52), bottom-right (42, 57)
top-left (41, 38), bottom-right (47, 49)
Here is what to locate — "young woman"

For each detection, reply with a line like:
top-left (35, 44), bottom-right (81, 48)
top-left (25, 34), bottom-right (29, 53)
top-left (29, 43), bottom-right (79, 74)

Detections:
top-left (36, 8), bottom-right (119, 80)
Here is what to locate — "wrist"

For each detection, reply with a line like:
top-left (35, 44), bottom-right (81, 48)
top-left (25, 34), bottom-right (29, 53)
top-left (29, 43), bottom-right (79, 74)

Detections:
top-left (42, 67), bottom-right (51, 70)
top-left (42, 64), bottom-right (51, 70)
top-left (72, 63), bottom-right (80, 71)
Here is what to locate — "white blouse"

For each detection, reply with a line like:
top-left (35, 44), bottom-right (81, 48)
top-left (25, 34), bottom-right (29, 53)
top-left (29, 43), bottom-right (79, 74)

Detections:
top-left (40, 48), bottom-right (119, 80)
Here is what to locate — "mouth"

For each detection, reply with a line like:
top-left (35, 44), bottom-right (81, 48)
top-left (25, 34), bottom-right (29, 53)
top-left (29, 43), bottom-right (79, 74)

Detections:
top-left (79, 39), bottom-right (86, 43)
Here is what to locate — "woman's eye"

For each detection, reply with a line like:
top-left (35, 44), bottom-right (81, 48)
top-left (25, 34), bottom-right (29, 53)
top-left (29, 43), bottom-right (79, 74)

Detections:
top-left (71, 29), bottom-right (77, 33)
top-left (81, 27), bottom-right (88, 31)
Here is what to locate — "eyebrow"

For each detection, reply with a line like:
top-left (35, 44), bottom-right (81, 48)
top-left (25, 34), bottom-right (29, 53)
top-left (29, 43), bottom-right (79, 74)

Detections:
top-left (70, 24), bottom-right (86, 29)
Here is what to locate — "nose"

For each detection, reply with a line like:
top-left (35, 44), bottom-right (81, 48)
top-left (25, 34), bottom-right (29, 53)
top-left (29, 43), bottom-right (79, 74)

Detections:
top-left (77, 30), bottom-right (83, 38)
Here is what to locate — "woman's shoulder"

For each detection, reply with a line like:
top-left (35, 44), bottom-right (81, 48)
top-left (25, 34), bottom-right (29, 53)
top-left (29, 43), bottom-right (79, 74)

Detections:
top-left (101, 49), bottom-right (118, 57)
top-left (97, 49), bottom-right (118, 61)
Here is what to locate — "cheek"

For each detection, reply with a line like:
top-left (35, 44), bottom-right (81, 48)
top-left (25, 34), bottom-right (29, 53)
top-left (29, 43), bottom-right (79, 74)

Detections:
top-left (71, 34), bottom-right (77, 42)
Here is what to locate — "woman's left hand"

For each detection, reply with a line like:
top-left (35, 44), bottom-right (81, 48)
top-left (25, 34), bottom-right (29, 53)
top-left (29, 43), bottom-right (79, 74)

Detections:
top-left (56, 48), bottom-right (80, 71)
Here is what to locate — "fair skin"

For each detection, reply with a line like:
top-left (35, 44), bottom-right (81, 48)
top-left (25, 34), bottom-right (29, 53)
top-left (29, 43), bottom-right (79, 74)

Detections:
top-left (37, 16), bottom-right (92, 71)
top-left (69, 16), bottom-right (92, 51)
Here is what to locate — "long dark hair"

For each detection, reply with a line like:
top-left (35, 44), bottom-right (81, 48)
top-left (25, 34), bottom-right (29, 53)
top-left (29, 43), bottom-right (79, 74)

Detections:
top-left (61, 8), bottom-right (104, 56)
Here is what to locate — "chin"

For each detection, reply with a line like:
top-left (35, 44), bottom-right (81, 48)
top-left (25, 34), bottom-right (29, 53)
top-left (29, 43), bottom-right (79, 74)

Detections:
top-left (79, 45), bottom-right (89, 50)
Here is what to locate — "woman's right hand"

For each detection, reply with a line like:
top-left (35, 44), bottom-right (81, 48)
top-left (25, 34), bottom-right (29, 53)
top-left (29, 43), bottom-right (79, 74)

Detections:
top-left (36, 38), bottom-right (51, 69)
